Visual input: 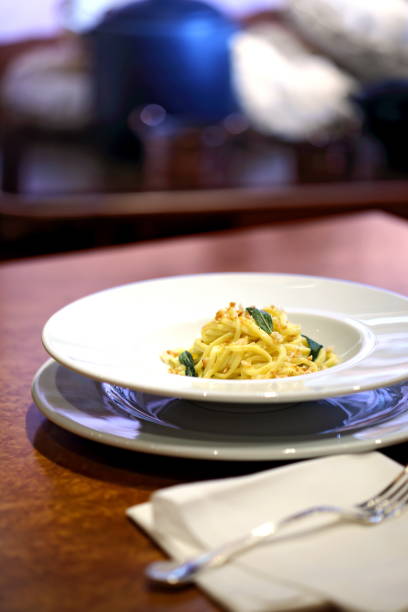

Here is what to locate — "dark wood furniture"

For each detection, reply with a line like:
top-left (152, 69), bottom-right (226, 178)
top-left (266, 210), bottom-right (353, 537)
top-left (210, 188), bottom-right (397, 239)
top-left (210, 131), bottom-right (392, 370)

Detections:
top-left (2, 16), bottom-right (408, 265)
top-left (2, 180), bottom-right (408, 259)
top-left (1, 210), bottom-right (408, 612)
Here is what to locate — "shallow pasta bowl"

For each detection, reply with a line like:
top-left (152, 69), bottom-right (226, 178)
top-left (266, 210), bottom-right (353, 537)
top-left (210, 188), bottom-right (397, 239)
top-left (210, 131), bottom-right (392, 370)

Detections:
top-left (41, 273), bottom-right (408, 403)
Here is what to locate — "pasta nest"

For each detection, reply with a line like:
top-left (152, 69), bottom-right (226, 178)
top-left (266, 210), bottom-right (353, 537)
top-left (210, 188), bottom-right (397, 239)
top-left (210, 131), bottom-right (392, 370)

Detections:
top-left (161, 302), bottom-right (339, 380)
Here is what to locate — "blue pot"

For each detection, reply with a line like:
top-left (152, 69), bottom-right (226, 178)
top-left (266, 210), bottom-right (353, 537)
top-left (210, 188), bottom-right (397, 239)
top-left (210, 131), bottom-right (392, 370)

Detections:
top-left (88, 0), bottom-right (239, 129)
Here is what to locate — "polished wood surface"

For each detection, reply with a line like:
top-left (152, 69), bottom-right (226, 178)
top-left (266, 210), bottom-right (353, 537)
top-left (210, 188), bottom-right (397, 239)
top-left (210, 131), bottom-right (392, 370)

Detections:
top-left (1, 210), bottom-right (408, 612)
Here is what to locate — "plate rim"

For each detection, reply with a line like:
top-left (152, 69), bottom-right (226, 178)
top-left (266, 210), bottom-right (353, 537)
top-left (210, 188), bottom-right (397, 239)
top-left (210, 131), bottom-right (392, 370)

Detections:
top-left (32, 359), bottom-right (408, 461)
top-left (41, 272), bottom-right (408, 404)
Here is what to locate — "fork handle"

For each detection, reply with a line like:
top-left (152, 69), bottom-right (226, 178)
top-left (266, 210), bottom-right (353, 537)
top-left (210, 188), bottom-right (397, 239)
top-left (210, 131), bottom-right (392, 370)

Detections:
top-left (186, 505), bottom-right (342, 568)
top-left (146, 504), bottom-right (364, 585)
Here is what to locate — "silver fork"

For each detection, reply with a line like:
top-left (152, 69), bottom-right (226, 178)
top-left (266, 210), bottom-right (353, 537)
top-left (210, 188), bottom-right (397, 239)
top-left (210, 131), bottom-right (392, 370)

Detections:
top-left (146, 464), bottom-right (408, 586)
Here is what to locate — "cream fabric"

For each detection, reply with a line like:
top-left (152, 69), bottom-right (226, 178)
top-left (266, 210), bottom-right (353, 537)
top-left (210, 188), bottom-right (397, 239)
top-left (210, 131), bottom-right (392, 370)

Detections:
top-left (128, 452), bottom-right (408, 612)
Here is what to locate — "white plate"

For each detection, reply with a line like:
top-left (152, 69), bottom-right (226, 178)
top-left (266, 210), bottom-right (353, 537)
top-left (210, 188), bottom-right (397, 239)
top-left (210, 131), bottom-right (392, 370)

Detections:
top-left (42, 273), bottom-right (408, 403)
top-left (32, 359), bottom-right (408, 461)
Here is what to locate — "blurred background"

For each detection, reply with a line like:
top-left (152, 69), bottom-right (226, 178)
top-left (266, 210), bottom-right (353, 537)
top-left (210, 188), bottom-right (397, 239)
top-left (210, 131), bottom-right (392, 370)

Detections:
top-left (1, 0), bottom-right (408, 259)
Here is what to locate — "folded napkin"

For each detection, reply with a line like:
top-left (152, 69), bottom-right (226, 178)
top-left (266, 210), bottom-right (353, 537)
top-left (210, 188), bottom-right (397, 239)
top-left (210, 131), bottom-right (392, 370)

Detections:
top-left (127, 453), bottom-right (408, 612)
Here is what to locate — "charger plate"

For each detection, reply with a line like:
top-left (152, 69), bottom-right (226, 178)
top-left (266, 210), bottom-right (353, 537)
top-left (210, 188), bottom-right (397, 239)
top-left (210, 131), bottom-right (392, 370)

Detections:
top-left (32, 359), bottom-right (408, 461)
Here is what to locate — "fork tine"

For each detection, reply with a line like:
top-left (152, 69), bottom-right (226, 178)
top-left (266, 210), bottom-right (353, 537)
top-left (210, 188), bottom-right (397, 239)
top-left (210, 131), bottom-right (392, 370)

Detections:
top-left (382, 486), bottom-right (408, 519)
top-left (375, 475), bottom-right (408, 508)
top-left (359, 467), bottom-right (408, 511)
top-left (381, 479), bottom-right (408, 509)
top-left (390, 479), bottom-right (408, 506)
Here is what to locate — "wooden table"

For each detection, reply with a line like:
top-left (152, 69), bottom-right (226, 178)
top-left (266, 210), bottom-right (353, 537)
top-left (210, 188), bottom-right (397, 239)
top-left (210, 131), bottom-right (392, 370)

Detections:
top-left (2, 210), bottom-right (408, 612)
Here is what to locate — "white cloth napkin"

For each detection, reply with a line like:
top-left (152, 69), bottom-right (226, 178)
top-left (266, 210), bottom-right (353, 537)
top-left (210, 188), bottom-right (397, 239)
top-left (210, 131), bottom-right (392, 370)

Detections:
top-left (127, 453), bottom-right (408, 612)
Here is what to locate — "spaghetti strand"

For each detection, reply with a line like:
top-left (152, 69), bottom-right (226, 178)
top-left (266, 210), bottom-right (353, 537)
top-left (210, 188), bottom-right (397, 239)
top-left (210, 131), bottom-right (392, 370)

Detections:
top-left (162, 302), bottom-right (339, 379)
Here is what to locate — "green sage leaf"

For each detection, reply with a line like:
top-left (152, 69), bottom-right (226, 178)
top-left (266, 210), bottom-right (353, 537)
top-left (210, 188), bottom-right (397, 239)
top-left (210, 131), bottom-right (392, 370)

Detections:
top-left (302, 335), bottom-right (323, 361)
top-left (179, 350), bottom-right (197, 377)
top-left (246, 307), bottom-right (273, 334)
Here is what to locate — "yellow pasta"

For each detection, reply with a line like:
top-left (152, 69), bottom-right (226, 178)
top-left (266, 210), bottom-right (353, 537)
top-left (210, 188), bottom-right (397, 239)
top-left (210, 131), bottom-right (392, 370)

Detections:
top-left (161, 302), bottom-right (339, 379)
